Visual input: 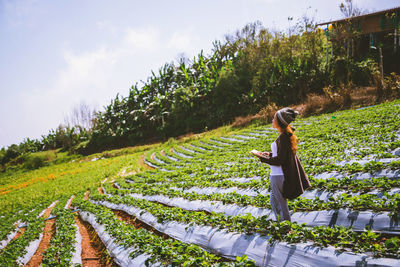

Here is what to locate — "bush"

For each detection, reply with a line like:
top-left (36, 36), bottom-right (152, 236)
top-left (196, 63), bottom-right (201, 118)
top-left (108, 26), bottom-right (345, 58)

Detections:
top-left (0, 150), bottom-right (4, 163)
top-left (385, 72), bottom-right (400, 99)
top-left (350, 58), bottom-right (378, 86)
top-left (332, 58), bottom-right (349, 87)
top-left (1, 144), bottom-right (21, 165)
top-left (24, 154), bottom-right (46, 170)
top-left (332, 58), bottom-right (378, 88)
top-left (302, 85), bottom-right (352, 116)
top-left (72, 141), bottom-right (89, 155)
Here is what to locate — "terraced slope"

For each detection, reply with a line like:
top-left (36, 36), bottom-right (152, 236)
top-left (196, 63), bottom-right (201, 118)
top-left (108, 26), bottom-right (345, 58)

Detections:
top-left (1, 99), bottom-right (400, 266)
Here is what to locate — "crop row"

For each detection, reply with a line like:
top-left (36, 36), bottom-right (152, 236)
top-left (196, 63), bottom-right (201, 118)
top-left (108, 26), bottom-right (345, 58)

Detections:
top-left (89, 190), bottom-right (400, 259)
top-left (72, 197), bottom-right (255, 266)
top-left (109, 179), bottom-right (400, 215)
top-left (0, 201), bottom-right (56, 265)
top-left (41, 197), bottom-right (81, 266)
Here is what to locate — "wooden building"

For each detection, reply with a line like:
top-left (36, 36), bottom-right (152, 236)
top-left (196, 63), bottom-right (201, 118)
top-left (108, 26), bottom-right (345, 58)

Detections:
top-left (318, 6), bottom-right (400, 74)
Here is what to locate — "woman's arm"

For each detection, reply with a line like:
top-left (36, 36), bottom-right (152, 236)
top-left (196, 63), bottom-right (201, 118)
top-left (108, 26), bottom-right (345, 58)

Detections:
top-left (260, 134), bottom-right (289, 166)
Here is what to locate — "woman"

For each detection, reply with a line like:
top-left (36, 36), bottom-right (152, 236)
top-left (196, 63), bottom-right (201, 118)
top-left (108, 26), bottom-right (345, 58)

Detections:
top-left (259, 107), bottom-right (310, 222)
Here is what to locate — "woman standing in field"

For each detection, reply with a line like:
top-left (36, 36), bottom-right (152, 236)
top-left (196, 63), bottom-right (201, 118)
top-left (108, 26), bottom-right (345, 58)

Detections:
top-left (259, 108), bottom-right (310, 222)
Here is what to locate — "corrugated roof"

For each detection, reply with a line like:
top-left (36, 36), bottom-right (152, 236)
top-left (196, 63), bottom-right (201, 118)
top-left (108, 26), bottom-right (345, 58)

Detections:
top-left (317, 6), bottom-right (400, 26)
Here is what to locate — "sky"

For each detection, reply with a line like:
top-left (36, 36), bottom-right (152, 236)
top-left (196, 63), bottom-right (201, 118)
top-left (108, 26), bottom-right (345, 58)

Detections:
top-left (1, 0), bottom-right (399, 148)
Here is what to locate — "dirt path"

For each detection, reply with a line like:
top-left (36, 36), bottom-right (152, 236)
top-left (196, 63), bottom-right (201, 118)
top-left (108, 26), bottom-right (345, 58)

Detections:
top-left (139, 153), bottom-right (154, 170)
top-left (78, 190), bottom-right (103, 266)
top-left (97, 187), bottom-right (104, 195)
top-left (78, 190), bottom-right (116, 266)
top-left (65, 195), bottom-right (75, 209)
top-left (75, 217), bottom-right (110, 267)
top-left (26, 202), bottom-right (58, 267)
top-left (10, 227), bottom-right (26, 243)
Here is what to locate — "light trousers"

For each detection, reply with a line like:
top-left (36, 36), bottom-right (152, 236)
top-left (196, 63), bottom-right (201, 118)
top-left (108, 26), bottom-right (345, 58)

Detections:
top-left (270, 175), bottom-right (291, 221)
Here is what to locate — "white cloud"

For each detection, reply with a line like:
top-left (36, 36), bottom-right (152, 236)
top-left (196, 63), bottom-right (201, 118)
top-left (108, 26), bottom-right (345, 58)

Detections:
top-left (16, 47), bottom-right (123, 141)
top-left (14, 26), bottom-right (163, 141)
top-left (23, 26), bottom-right (161, 106)
top-left (168, 31), bottom-right (192, 51)
top-left (57, 47), bottom-right (118, 96)
top-left (1, 25), bottom-right (205, 147)
top-left (96, 20), bottom-right (117, 34)
top-left (124, 27), bottom-right (159, 51)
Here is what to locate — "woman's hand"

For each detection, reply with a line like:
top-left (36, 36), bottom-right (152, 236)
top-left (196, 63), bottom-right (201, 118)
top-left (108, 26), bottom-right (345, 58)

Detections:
top-left (261, 152), bottom-right (271, 158)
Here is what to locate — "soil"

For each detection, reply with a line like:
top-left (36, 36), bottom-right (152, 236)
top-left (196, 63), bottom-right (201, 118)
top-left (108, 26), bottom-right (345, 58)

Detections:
top-left (26, 202), bottom-right (58, 267)
top-left (139, 153), bottom-right (154, 170)
top-left (11, 227), bottom-right (26, 242)
top-left (66, 195), bottom-right (75, 209)
top-left (75, 216), bottom-right (116, 267)
top-left (350, 86), bottom-right (377, 104)
top-left (97, 187), bottom-right (104, 195)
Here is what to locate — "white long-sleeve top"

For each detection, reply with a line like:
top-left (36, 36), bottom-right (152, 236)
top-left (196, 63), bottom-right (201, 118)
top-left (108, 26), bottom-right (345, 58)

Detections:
top-left (270, 140), bottom-right (284, 175)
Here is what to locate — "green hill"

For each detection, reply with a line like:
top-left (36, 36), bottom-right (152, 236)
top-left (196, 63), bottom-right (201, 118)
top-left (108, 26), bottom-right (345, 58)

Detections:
top-left (1, 99), bottom-right (399, 265)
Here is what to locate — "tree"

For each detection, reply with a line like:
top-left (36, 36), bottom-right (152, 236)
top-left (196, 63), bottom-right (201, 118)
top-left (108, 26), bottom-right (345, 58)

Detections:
top-left (340, 0), bottom-right (365, 18)
top-left (64, 101), bottom-right (97, 131)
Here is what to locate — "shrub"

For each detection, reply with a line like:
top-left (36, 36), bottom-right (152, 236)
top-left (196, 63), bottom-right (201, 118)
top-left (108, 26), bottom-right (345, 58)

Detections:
top-left (72, 140), bottom-right (89, 155)
top-left (385, 72), bottom-right (400, 99)
top-left (257, 103), bottom-right (279, 123)
top-left (24, 154), bottom-right (46, 170)
top-left (232, 102), bottom-right (279, 127)
top-left (332, 58), bottom-right (349, 87)
top-left (302, 85), bottom-right (352, 116)
top-left (1, 144), bottom-right (21, 165)
top-left (349, 58), bottom-right (378, 86)
top-left (232, 114), bottom-right (262, 128)
top-left (332, 58), bottom-right (378, 88)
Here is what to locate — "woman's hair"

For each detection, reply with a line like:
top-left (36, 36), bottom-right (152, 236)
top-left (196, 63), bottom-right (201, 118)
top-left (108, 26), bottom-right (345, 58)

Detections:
top-left (276, 116), bottom-right (299, 154)
top-left (285, 126), bottom-right (298, 154)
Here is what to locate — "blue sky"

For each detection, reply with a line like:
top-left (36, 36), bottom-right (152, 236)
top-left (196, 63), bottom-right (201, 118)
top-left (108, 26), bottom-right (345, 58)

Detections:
top-left (1, 0), bottom-right (399, 148)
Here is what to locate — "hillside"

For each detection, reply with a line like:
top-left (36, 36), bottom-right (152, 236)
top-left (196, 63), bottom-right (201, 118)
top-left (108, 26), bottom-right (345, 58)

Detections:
top-left (1, 99), bottom-right (400, 265)
top-left (5, 19), bottom-right (397, 161)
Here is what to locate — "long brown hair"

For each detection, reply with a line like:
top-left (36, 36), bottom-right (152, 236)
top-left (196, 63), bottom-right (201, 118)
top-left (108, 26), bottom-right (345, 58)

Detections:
top-left (275, 115), bottom-right (299, 154)
top-left (284, 125), bottom-right (298, 154)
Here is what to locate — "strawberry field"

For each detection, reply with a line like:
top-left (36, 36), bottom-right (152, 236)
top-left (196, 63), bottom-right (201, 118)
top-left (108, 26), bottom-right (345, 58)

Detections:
top-left (1, 100), bottom-right (400, 266)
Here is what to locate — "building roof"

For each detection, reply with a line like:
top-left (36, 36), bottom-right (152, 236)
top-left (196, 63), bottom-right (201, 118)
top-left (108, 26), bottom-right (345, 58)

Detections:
top-left (317, 6), bottom-right (400, 26)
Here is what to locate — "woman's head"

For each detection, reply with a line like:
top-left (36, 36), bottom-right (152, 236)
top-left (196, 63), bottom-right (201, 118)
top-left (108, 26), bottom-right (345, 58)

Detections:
top-left (273, 107), bottom-right (299, 131)
top-left (272, 107), bottom-right (300, 153)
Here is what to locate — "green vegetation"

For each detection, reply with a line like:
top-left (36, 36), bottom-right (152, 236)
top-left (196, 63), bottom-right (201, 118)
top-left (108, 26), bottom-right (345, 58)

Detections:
top-left (89, 191), bottom-right (400, 258)
top-left (74, 198), bottom-right (256, 266)
top-left (1, 99), bottom-right (400, 264)
top-left (41, 198), bottom-right (80, 266)
top-left (4, 7), bottom-right (400, 163)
